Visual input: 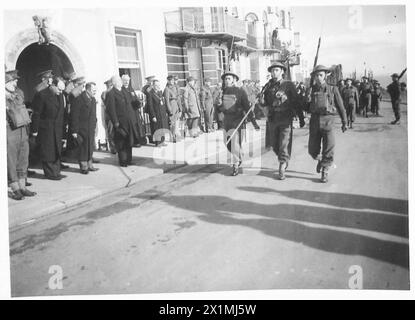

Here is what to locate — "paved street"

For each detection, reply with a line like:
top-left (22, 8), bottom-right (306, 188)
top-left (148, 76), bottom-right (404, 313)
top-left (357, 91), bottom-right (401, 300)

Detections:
top-left (9, 100), bottom-right (409, 296)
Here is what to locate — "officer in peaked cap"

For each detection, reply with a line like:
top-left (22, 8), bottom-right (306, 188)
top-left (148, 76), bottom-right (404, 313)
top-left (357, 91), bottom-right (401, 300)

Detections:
top-left (34, 69), bottom-right (53, 93)
top-left (37, 69), bottom-right (53, 80)
top-left (5, 69), bottom-right (20, 82)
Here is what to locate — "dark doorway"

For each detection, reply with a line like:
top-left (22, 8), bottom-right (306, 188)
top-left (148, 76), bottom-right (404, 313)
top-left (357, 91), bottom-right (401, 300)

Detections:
top-left (16, 43), bottom-right (74, 103)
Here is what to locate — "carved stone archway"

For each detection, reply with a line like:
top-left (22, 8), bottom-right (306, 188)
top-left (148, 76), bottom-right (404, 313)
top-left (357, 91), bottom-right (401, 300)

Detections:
top-left (5, 28), bottom-right (84, 75)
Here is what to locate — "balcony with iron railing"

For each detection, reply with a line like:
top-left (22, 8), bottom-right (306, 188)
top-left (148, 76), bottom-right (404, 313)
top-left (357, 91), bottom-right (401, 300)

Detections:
top-left (164, 8), bottom-right (246, 41)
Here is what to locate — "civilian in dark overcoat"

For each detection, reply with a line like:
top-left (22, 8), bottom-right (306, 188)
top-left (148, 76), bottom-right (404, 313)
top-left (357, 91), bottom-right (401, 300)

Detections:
top-left (70, 82), bottom-right (98, 173)
top-left (105, 76), bottom-right (139, 166)
top-left (31, 77), bottom-right (66, 179)
top-left (148, 79), bottom-right (169, 146)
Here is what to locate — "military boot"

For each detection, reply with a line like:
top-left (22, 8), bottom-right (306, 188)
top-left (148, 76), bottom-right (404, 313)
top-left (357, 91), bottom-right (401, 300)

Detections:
top-left (321, 168), bottom-right (329, 183)
top-left (316, 160), bottom-right (322, 173)
top-left (278, 162), bottom-right (286, 180)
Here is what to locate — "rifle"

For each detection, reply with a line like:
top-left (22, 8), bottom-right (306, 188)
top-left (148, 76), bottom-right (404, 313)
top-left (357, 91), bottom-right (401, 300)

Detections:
top-left (309, 36), bottom-right (321, 89)
top-left (398, 68), bottom-right (407, 80)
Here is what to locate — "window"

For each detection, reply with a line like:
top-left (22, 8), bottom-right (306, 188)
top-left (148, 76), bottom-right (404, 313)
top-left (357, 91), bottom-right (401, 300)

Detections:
top-left (216, 49), bottom-right (227, 81)
top-left (115, 27), bottom-right (143, 90)
top-left (280, 10), bottom-right (286, 28)
top-left (288, 12), bottom-right (292, 30)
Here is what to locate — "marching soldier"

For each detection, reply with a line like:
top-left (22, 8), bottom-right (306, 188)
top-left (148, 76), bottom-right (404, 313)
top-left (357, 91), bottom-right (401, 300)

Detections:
top-left (261, 62), bottom-right (305, 180)
top-left (359, 76), bottom-right (373, 117)
top-left (218, 72), bottom-right (259, 176)
top-left (307, 65), bottom-right (347, 183)
top-left (371, 80), bottom-right (382, 116)
top-left (387, 73), bottom-right (402, 125)
top-left (341, 78), bottom-right (359, 129)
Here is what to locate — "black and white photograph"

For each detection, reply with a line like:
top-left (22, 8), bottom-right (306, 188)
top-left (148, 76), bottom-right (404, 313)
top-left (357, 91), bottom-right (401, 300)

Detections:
top-left (1, 0), bottom-right (412, 300)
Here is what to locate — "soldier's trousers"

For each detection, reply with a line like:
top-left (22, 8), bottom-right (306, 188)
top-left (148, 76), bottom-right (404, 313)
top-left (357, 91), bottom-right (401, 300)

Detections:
top-left (224, 128), bottom-right (243, 165)
top-left (204, 105), bottom-right (215, 130)
top-left (7, 126), bottom-right (29, 185)
top-left (268, 121), bottom-right (293, 163)
top-left (308, 114), bottom-right (335, 169)
top-left (392, 99), bottom-right (401, 121)
top-left (187, 117), bottom-right (200, 137)
top-left (361, 94), bottom-right (372, 116)
top-left (346, 103), bottom-right (356, 123)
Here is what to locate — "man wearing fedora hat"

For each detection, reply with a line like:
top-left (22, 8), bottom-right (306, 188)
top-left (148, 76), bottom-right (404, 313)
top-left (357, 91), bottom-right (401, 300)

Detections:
top-left (308, 65), bottom-right (347, 183)
top-left (6, 70), bottom-right (37, 200)
top-left (341, 78), bottom-right (359, 128)
top-left (218, 72), bottom-right (259, 176)
top-left (261, 61), bottom-right (305, 180)
top-left (387, 73), bottom-right (403, 124)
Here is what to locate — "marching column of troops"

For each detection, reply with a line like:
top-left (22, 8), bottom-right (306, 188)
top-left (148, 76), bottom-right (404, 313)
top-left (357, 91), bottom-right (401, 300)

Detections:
top-left (6, 62), bottom-right (406, 199)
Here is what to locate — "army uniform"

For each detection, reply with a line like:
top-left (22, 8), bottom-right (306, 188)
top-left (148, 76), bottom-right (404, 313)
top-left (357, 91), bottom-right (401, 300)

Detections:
top-left (359, 79), bottom-right (373, 117)
top-left (371, 82), bottom-right (382, 116)
top-left (387, 74), bottom-right (402, 124)
top-left (262, 69), bottom-right (305, 179)
top-left (6, 71), bottom-right (35, 199)
top-left (308, 65), bottom-right (347, 182)
top-left (164, 78), bottom-right (182, 142)
top-left (218, 72), bottom-right (256, 175)
top-left (200, 81), bottom-right (215, 132)
top-left (341, 81), bottom-right (359, 128)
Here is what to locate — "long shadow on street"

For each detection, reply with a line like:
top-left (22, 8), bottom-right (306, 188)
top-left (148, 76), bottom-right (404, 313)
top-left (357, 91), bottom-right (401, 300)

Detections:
top-left (133, 191), bottom-right (409, 269)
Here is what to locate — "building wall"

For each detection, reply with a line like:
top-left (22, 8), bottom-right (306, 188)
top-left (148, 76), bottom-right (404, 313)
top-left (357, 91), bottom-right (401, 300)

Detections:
top-left (4, 8), bottom-right (168, 142)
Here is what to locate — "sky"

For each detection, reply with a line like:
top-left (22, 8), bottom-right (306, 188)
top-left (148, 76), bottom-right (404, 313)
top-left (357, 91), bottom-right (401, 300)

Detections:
top-left (291, 5), bottom-right (407, 85)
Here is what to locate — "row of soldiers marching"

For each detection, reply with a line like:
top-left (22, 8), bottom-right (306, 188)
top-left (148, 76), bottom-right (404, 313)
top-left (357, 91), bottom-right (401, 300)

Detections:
top-left (220, 62), bottom-right (406, 183)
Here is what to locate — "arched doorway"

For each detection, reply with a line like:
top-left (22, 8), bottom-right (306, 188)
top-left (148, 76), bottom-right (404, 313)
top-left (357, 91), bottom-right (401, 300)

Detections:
top-left (16, 43), bottom-right (74, 103)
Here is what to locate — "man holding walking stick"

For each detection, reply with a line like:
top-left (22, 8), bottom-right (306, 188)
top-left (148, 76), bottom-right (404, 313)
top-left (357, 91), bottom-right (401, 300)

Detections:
top-left (218, 72), bottom-right (260, 176)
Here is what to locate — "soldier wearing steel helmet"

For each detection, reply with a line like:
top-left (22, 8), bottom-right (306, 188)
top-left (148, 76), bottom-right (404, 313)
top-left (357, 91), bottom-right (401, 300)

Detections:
top-left (307, 65), bottom-right (347, 183)
top-left (218, 72), bottom-right (260, 176)
top-left (261, 61), bottom-right (305, 180)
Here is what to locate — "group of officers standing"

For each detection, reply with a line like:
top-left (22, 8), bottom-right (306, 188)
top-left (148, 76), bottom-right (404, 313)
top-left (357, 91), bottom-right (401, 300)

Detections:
top-left (6, 69), bottom-right (99, 200)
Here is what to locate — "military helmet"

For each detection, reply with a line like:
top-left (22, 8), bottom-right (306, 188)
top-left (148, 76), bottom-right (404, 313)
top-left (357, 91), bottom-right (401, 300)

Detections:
top-left (221, 72), bottom-right (239, 81)
top-left (268, 61), bottom-right (287, 72)
top-left (311, 65), bottom-right (331, 75)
